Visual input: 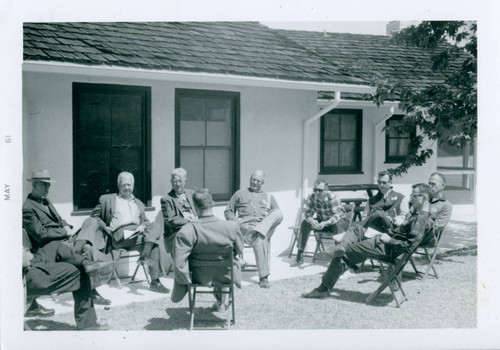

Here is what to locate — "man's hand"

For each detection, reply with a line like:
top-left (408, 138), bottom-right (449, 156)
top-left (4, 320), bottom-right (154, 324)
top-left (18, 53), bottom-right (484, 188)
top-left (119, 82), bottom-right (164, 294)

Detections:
top-left (379, 233), bottom-right (392, 243)
top-left (309, 218), bottom-right (321, 230)
top-left (393, 216), bottom-right (405, 226)
top-left (65, 225), bottom-right (76, 237)
top-left (136, 224), bottom-right (146, 234)
top-left (103, 226), bottom-right (113, 235)
top-left (316, 221), bottom-right (326, 230)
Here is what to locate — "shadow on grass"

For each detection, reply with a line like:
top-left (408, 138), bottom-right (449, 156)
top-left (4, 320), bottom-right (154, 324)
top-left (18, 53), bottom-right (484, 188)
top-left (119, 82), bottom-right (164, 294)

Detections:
top-left (25, 319), bottom-right (76, 331)
top-left (330, 288), bottom-right (394, 307)
top-left (144, 307), bottom-right (230, 330)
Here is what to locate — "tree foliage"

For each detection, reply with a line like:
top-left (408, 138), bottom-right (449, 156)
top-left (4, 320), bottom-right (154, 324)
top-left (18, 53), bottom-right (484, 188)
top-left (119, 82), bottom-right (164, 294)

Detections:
top-left (374, 21), bottom-right (477, 176)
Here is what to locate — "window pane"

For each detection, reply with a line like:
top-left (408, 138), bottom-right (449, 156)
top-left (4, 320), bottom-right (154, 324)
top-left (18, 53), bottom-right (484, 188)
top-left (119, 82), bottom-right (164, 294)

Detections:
top-left (398, 138), bottom-right (410, 156)
top-left (180, 149), bottom-right (204, 190)
top-left (205, 149), bottom-right (231, 195)
top-left (180, 97), bottom-right (205, 121)
top-left (207, 98), bottom-right (231, 146)
top-left (340, 115), bottom-right (356, 140)
top-left (323, 141), bottom-right (339, 167)
top-left (181, 120), bottom-right (206, 146)
top-left (388, 139), bottom-right (399, 156)
top-left (111, 95), bottom-right (142, 146)
top-left (339, 141), bottom-right (355, 167)
top-left (79, 92), bottom-right (111, 147)
top-left (324, 115), bottom-right (339, 140)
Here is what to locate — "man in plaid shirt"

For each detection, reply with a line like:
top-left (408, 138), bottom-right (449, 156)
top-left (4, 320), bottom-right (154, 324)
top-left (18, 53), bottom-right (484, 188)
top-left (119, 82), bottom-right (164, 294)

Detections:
top-left (291, 179), bottom-right (349, 267)
top-left (302, 183), bottom-right (434, 299)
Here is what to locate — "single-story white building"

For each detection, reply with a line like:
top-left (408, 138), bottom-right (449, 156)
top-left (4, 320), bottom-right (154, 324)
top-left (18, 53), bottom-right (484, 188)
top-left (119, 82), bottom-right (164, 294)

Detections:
top-left (22, 22), bottom-right (466, 255)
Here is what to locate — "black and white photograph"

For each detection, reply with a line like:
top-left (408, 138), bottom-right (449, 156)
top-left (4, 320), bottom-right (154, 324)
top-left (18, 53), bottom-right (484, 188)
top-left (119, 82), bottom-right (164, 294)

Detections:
top-left (1, 1), bottom-right (499, 349)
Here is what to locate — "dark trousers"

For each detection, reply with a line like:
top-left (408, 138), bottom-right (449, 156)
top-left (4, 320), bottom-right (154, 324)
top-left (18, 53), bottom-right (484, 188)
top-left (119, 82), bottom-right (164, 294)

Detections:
top-left (321, 235), bottom-right (400, 289)
top-left (362, 211), bottom-right (394, 233)
top-left (26, 241), bottom-right (97, 329)
top-left (298, 218), bottom-right (350, 251)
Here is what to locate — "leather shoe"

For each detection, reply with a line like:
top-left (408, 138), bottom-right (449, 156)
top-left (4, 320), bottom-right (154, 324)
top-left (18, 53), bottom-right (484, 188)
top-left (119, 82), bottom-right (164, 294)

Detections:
top-left (150, 280), bottom-right (170, 294)
top-left (259, 277), bottom-right (270, 288)
top-left (83, 260), bottom-right (117, 277)
top-left (301, 287), bottom-right (330, 299)
top-left (212, 301), bottom-right (227, 312)
top-left (91, 292), bottom-right (111, 305)
top-left (79, 323), bottom-right (110, 331)
top-left (24, 301), bottom-right (55, 318)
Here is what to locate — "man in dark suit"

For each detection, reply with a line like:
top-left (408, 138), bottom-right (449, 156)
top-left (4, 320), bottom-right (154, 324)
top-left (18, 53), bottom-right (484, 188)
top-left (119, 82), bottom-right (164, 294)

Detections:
top-left (23, 229), bottom-right (115, 330)
top-left (361, 171), bottom-right (408, 233)
top-left (22, 169), bottom-right (110, 308)
top-left (75, 171), bottom-right (170, 294)
top-left (161, 168), bottom-right (197, 253)
top-left (171, 189), bottom-right (243, 311)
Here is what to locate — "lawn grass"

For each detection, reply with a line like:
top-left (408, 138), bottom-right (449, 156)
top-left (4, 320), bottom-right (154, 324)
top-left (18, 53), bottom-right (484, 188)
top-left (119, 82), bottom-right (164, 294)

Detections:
top-left (26, 251), bottom-right (476, 331)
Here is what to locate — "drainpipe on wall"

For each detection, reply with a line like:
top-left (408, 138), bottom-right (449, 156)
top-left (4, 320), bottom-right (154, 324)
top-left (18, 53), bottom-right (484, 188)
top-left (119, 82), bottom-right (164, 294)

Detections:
top-left (372, 106), bottom-right (395, 182)
top-left (301, 91), bottom-right (341, 199)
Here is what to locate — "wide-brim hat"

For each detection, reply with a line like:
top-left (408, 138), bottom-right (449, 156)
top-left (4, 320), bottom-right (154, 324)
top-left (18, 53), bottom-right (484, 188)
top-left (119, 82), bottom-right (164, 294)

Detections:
top-left (26, 169), bottom-right (56, 183)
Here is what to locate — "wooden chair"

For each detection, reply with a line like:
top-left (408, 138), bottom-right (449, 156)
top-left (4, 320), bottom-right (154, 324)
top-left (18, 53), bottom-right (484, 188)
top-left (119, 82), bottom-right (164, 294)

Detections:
top-left (366, 244), bottom-right (420, 308)
top-left (187, 246), bottom-right (235, 330)
top-left (409, 227), bottom-right (445, 280)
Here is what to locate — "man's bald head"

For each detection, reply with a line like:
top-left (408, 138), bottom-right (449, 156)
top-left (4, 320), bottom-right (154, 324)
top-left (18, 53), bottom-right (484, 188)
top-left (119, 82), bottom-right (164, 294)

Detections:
top-left (249, 169), bottom-right (265, 193)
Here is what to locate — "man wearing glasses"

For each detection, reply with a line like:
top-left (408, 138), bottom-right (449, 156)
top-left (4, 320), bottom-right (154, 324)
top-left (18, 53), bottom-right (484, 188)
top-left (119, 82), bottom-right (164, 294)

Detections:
top-left (291, 179), bottom-right (349, 267)
top-left (362, 171), bottom-right (408, 233)
top-left (302, 183), bottom-right (434, 299)
top-left (225, 170), bottom-right (283, 288)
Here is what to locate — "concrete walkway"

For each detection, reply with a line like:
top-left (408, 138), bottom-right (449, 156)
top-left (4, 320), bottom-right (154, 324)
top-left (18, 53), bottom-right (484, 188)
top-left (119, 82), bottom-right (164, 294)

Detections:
top-left (33, 206), bottom-right (476, 316)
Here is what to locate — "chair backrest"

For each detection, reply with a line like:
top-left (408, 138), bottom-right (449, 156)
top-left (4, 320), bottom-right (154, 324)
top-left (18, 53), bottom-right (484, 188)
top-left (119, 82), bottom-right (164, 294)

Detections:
top-left (189, 245), bottom-right (234, 279)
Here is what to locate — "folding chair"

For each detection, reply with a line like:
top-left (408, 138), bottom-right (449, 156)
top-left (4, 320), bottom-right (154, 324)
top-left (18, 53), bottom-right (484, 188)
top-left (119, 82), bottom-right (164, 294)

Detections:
top-left (410, 227), bottom-right (445, 280)
top-left (288, 200), bottom-right (316, 260)
top-left (187, 246), bottom-right (235, 330)
top-left (366, 246), bottom-right (419, 308)
top-left (107, 239), bottom-right (151, 288)
top-left (242, 243), bottom-right (257, 272)
top-left (312, 204), bottom-right (355, 262)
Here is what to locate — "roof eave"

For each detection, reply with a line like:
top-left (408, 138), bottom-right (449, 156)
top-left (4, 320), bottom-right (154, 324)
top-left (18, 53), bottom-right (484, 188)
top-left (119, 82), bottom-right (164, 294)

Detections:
top-left (23, 60), bottom-right (376, 94)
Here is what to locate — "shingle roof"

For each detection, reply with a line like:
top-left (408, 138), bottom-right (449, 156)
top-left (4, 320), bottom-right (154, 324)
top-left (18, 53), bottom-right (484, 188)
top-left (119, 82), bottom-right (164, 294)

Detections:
top-left (275, 29), bottom-right (463, 97)
top-left (23, 22), bottom-right (463, 97)
top-left (23, 22), bottom-right (367, 86)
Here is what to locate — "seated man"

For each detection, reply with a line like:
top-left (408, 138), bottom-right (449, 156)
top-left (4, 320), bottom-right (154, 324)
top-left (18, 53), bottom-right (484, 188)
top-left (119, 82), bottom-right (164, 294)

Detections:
top-left (428, 172), bottom-right (453, 235)
top-left (361, 171), bottom-right (408, 232)
top-left (171, 189), bottom-right (244, 311)
top-left (224, 170), bottom-right (283, 288)
top-left (291, 179), bottom-right (350, 267)
top-left (302, 183), bottom-right (434, 299)
top-left (23, 229), bottom-right (115, 330)
top-left (75, 171), bottom-right (170, 294)
top-left (161, 167), bottom-right (197, 253)
top-left (22, 169), bottom-right (109, 306)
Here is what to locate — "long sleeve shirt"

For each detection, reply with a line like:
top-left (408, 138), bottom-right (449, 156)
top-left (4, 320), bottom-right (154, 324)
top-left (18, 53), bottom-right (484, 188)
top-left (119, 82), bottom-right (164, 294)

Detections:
top-left (429, 196), bottom-right (453, 229)
top-left (304, 191), bottom-right (346, 225)
top-left (386, 210), bottom-right (433, 253)
top-left (224, 188), bottom-right (279, 223)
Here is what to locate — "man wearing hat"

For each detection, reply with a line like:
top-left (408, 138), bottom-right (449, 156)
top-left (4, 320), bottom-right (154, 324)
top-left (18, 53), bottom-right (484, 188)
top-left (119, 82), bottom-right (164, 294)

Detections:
top-left (171, 189), bottom-right (244, 311)
top-left (23, 169), bottom-right (111, 308)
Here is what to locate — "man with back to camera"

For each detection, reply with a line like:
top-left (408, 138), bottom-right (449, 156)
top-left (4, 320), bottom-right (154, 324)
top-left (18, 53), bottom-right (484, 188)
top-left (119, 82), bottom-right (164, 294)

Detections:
top-left (171, 189), bottom-right (244, 311)
top-left (224, 170), bottom-right (283, 288)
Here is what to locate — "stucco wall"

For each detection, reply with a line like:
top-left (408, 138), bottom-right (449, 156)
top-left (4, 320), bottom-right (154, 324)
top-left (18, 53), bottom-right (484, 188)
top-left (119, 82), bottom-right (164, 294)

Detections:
top-left (304, 101), bottom-right (437, 191)
top-left (22, 70), bottom-right (318, 254)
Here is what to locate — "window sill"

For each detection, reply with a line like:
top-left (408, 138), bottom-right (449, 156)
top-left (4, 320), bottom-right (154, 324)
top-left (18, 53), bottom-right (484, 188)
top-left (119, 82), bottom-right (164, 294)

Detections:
top-left (319, 171), bottom-right (364, 175)
top-left (384, 160), bottom-right (405, 164)
top-left (71, 206), bottom-right (156, 216)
